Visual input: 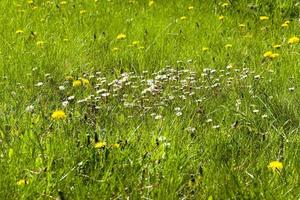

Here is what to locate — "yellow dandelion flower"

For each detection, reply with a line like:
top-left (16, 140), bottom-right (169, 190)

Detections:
top-left (272, 44), bottom-right (281, 49)
top-left (16, 30), bottom-right (24, 34)
top-left (221, 3), bottom-right (229, 7)
top-left (270, 53), bottom-right (279, 59)
top-left (268, 161), bottom-right (283, 172)
top-left (288, 36), bottom-right (300, 44)
top-left (80, 10), bottom-right (87, 14)
top-left (238, 24), bottom-right (245, 28)
top-left (36, 41), bottom-right (45, 46)
top-left (81, 78), bottom-right (90, 86)
top-left (281, 22), bottom-right (288, 27)
top-left (111, 143), bottom-right (120, 148)
top-left (188, 6), bottom-right (194, 10)
top-left (51, 110), bottom-right (66, 120)
top-left (27, 0), bottom-right (34, 4)
top-left (60, 1), bottom-right (67, 5)
top-left (202, 47), bottom-right (209, 52)
top-left (219, 15), bottom-right (225, 21)
top-left (263, 51), bottom-right (273, 57)
top-left (116, 33), bottom-right (126, 40)
top-left (260, 16), bottom-right (269, 21)
top-left (112, 47), bottom-right (119, 52)
top-left (17, 179), bottom-right (28, 186)
top-left (180, 16), bottom-right (188, 20)
top-left (224, 44), bottom-right (232, 48)
top-left (148, 1), bottom-right (155, 7)
top-left (72, 80), bottom-right (82, 87)
top-left (132, 40), bottom-right (140, 46)
top-left (95, 141), bottom-right (106, 149)
top-left (263, 51), bottom-right (279, 59)
top-left (283, 20), bottom-right (290, 24)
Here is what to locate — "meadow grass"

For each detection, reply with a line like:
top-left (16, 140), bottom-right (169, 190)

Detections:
top-left (1, 0), bottom-right (300, 199)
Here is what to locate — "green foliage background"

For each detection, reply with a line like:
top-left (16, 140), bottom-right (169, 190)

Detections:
top-left (1, 0), bottom-right (300, 199)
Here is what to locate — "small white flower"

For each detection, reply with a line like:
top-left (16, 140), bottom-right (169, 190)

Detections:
top-left (157, 136), bottom-right (167, 141)
top-left (67, 96), bottom-right (75, 101)
top-left (168, 95), bottom-right (175, 100)
top-left (174, 107), bottom-right (181, 111)
top-left (226, 65), bottom-right (232, 69)
top-left (288, 87), bottom-right (295, 92)
top-left (212, 125), bottom-right (220, 129)
top-left (254, 75), bottom-right (260, 80)
top-left (179, 95), bottom-right (186, 100)
top-left (35, 82), bottom-right (43, 87)
top-left (62, 101), bottom-right (69, 107)
top-left (59, 85), bottom-right (65, 90)
top-left (176, 112), bottom-right (182, 116)
top-left (154, 115), bottom-right (162, 120)
top-left (240, 75), bottom-right (248, 80)
top-left (186, 127), bottom-right (196, 133)
top-left (77, 99), bottom-right (87, 103)
top-left (150, 113), bottom-right (156, 117)
top-left (124, 102), bottom-right (135, 108)
top-left (262, 114), bottom-right (268, 118)
top-left (206, 119), bottom-right (213, 123)
top-left (253, 109), bottom-right (260, 113)
top-left (211, 83), bottom-right (220, 88)
top-left (96, 89), bottom-right (107, 94)
top-left (101, 93), bottom-right (110, 97)
top-left (25, 105), bottom-right (34, 112)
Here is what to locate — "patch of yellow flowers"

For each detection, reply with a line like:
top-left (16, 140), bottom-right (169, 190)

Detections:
top-left (268, 161), bottom-right (283, 172)
top-left (51, 110), bottom-right (66, 120)
top-left (17, 179), bottom-right (29, 186)
top-left (281, 20), bottom-right (290, 28)
top-left (288, 36), bottom-right (300, 45)
top-left (263, 51), bottom-right (279, 59)
top-left (148, 1), bottom-right (154, 7)
top-left (72, 78), bottom-right (90, 87)
top-left (180, 16), bottom-right (187, 21)
top-left (94, 141), bottom-right (120, 149)
top-left (116, 33), bottom-right (126, 40)
top-left (260, 16), bottom-right (269, 21)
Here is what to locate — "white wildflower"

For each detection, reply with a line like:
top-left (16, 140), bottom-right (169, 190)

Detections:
top-left (25, 105), bottom-right (34, 112)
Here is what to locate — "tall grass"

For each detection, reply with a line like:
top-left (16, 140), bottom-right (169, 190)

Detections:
top-left (1, 0), bottom-right (300, 199)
